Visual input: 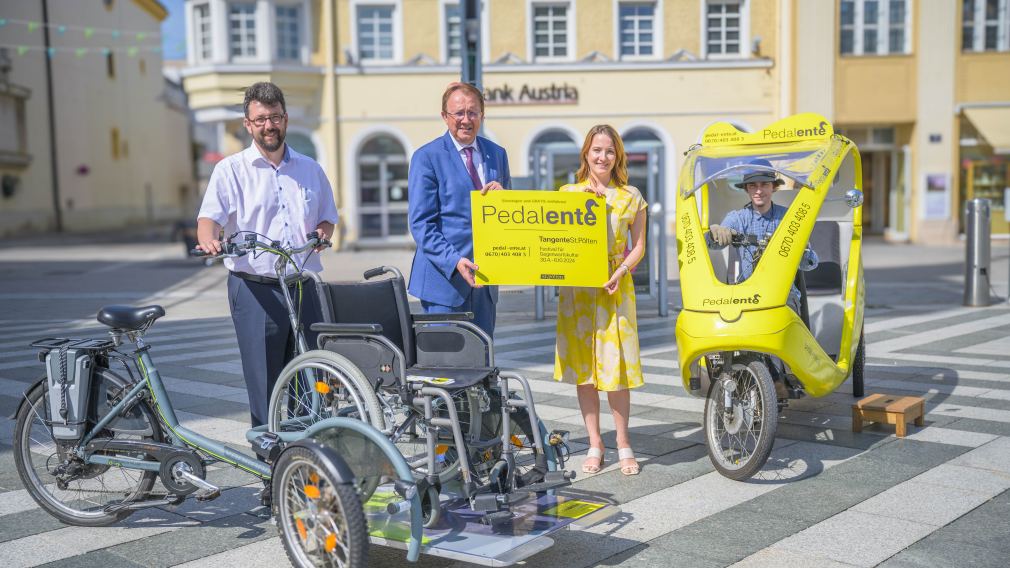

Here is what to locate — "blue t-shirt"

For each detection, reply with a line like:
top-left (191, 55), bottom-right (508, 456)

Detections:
top-left (708, 203), bottom-right (819, 307)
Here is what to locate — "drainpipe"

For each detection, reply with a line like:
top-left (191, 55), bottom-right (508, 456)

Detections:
top-left (42, 0), bottom-right (63, 231)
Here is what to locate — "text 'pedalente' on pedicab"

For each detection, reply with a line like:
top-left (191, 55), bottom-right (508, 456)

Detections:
top-left (13, 231), bottom-right (619, 568)
top-left (674, 113), bottom-right (867, 481)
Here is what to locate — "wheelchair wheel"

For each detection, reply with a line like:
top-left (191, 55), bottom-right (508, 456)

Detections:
top-left (268, 350), bottom-right (385, 435)
top-left (852, 326), bottom-right (865, 398)
top-left (273, 443), bottom-right (368, 568)
top-left (704, 360), bottom-right (777, 481)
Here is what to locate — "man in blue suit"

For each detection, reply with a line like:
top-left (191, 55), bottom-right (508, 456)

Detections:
top-left (408, 82), bottom-right (511, 337)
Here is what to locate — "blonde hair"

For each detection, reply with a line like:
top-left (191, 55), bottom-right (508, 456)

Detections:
top-left (575, 124), bottom-right (628, 187)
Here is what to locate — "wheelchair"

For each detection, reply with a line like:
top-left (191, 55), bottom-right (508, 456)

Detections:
top-left (261, 266), bottom-right (576, 527)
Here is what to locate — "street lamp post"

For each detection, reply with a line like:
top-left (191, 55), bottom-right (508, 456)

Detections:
top-left (459, 0), bottom-right (482, 89)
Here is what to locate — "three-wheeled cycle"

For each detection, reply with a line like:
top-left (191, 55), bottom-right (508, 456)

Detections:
top-left (674, 113), bottom-right (867, 480)
top-left (13, 231), bottom-right (618, 567)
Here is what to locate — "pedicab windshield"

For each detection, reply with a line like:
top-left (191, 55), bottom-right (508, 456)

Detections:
top-left (682, 140), bottom-right (834, 198)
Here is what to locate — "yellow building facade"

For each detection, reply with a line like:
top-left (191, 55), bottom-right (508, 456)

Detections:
top-left (181, 0), bottom-right (1010, 247)
top-left (0, 0), bottom-right (196, 237)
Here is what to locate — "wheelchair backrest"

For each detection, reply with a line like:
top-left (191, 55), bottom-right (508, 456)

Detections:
top-left (316, 276), bottom-right (416, 367)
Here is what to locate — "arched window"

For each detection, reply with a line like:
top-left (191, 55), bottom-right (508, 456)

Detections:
top-left (358, 135), bottom-right (408, 239)
top-left (528, 129), bottom-right (579, 190)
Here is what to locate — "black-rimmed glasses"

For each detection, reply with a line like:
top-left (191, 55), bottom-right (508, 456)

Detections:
top-left (248, 114), bottom-right (286, 127)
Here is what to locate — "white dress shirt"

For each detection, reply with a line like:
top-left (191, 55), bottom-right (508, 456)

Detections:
top-left (198, 144), bottom-right (339, 277)
top-left (448, 133), bottom-right (486, 186)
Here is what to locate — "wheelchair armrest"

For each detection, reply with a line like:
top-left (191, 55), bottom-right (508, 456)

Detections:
top-left (311, 323), bottom-right (383, 334)
top-left (412, 312), bottom-right (474, 322)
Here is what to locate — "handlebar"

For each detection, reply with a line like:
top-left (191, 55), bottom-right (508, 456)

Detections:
top-left (730, 233), bottom-right (762, 247)
top-left (190, 231), bottom-right (330, 259)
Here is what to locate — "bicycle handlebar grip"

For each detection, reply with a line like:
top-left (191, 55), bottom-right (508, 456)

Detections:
top-left (363, 266), bottom-right (387, 280)
top-left (189, 248), bottom-right (209, 257)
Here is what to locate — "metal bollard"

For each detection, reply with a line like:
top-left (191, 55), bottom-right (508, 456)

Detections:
top-left (534, 285), bottom-right (545, 320)
top-left (963, 198), bottom-right (991, 307)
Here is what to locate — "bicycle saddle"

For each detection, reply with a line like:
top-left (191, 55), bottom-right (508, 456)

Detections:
top-left (97, 305), bottom-right (166, 331)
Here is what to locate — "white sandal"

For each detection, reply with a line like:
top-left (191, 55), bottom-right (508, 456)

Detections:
top-left (618, 447), bottom-right (640, 476)
top-left (582, 447), bottom-right (605, 474)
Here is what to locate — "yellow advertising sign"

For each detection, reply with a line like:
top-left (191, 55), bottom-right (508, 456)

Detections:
top-left (701, 113), bottom-right (834, 147)
top-left (471, 190), bottom-right (608, 287)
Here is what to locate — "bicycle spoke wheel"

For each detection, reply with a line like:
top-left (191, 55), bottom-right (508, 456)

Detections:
top-left (13, 371), bottom-right (162, 526)
top-left (274, 444), bottom-right (368, 568)
top-left (269, 351), bottom-right (384, 434)
top-left (704, 360), bottom-right (777, 481)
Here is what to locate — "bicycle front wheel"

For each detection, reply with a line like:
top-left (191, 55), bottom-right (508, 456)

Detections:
top-left (704, 360), bottom-right (777, 481)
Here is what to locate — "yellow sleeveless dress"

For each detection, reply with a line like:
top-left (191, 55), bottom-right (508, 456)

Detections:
top-left (553, 181), bottom-right (647, 391)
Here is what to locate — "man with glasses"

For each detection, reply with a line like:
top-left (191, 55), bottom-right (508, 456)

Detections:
top-left (407, 82), bottom-right (511, 337)
top-left (196, 82), bottom-right (338, 429)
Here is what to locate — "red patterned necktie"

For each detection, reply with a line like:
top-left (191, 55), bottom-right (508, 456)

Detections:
top-left (463, 146), bottom-right (483, 190)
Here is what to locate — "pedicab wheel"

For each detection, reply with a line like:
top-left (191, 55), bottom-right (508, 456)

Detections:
top-left (420, 484), bottom-right (441, 528)
top-left (268, 350), bottom-right (385, 435)
top-left (704, 361), bottom-right (777, 481)
top-left (852, 327), bottom-right (865, 398)
top-left (273, 443), bottom-right (368, 568)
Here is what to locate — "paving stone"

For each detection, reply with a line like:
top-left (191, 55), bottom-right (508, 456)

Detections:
top-left (732, 547), bottom-right (857, 568)
top-left (603, 542), bottom-right (725, 568)
top-left (914, 488), bottom-right (1010, 553)
top-left (36, 550), bottom-right (146, 568)
top-left (169, 536), bottom-right (294, 567)
top-left (774, 510), bottom-right (936, 567)
top-left (2, 510), bottom-right (197, 568)
top-left (102, 512), bottom-right (276, 567)
top-left (568, 444), bottom-right (711, 504)
top-left (949, 436), bottom-right (1010, 474)
top-left (0, 507), bottom-right (69, 544)
top-left (879, 535), bottom-right (1010, 568)
top-left (944, 417), bottom-right (1010, 437)
top-left (852, 480), bottom-right (993, 526)
top-left (638, 507), bottom-right (810, 565)
top-left (912, 463), bottom-right (1010, 495)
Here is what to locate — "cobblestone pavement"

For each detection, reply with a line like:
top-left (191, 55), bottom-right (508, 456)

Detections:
top-left (1, 238), bottom-right (1009, 567)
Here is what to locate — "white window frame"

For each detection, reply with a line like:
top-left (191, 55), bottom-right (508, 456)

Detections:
top-left (351, 1), bottom-right (403, 65)
top-left (274, 2), bottom-right (305, 62)
top-left (191, 2), bottom-right (213, 62)
top-left (227, 2), bottom-right (258, 62)
top-left (614, 1), bottom-right (662, 61)
top-left (700, 0), bottom-right (749, 60)
top-left (963, 0), bottom-right (1010, 52)
top-left (839, 0), bottom-right (913, 56)
top-left (527, 1), bottom-right (576, 63)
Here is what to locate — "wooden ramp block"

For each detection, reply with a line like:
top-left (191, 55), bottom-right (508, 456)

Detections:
top-left (852, 393), bottom-right (925, 438)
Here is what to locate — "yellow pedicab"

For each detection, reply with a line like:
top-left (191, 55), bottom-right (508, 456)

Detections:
top-left (674, 113), bottom-right (866, 480)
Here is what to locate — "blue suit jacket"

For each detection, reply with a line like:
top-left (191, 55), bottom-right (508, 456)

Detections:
top-left (408, 132), bottom-right (511, 306)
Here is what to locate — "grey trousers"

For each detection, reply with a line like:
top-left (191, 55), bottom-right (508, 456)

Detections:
top-left (227, 273), bottom-right (322, 428)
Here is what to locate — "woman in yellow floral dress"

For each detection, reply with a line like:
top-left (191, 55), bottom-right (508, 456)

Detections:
top-left (554, 124), bottom-right (647, 476)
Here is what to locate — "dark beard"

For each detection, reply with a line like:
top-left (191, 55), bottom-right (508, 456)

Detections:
top-left (256, 129), bottom-right (285, 152)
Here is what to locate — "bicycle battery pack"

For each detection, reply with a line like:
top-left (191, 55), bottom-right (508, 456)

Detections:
top-left (39, 339), bottom-right (105, 440)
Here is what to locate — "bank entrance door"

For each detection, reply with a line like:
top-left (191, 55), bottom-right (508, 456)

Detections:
top-left (529, 141), bottom-right (668, 316)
